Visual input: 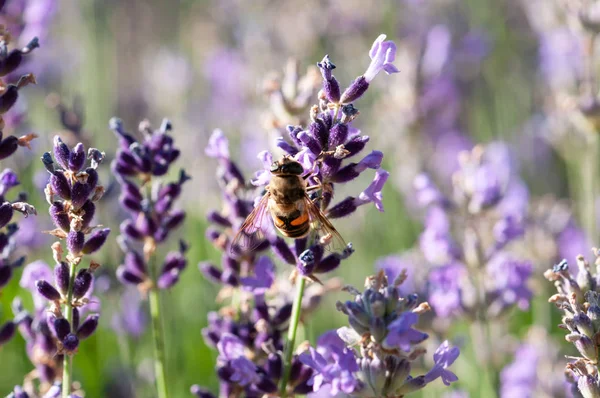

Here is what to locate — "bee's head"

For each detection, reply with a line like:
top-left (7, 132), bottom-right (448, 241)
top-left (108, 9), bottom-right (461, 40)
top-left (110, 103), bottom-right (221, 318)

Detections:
top-left (271, 157), bottom-right (304, 175)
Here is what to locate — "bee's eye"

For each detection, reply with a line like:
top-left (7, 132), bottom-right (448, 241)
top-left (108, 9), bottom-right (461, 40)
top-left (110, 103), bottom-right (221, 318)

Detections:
top-left (270, 162), bottom-right (279, 172)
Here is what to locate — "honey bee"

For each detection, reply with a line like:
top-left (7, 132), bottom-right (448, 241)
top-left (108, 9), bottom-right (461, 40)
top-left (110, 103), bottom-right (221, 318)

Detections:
top-left (232, 156), bottom-right (345, 252)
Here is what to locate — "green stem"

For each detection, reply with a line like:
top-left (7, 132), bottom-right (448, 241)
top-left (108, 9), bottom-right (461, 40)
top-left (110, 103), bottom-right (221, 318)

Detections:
top-left (62, 261), bottom-right (77, 398)
top-left (279, 276), bottom-right (306, 396)
top-left (149, 264), bottom-right (168, 398)
top-left (581, 135), bottom-right (598, 244)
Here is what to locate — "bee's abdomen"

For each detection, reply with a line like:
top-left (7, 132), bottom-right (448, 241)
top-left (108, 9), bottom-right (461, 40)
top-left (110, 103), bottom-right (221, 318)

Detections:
top-left (273, 212), bottom-right (310, 238)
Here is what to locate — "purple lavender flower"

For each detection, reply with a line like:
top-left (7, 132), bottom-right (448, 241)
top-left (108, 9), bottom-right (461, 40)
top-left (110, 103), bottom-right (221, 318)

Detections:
top-left (217, 334), bottom-right (261, 386)
top-left (427, 264), bottom-right (465, 318)
top-left (111, 118), bottom-right (189, 290)
top-left (486, 254), bottom-right (532, 315)
top-left (301, 271), bottom-right (459, 396)
top-left (299, 331), bottom-right (362, 395)
top-left (424, 341), bottom-right (459, 386)
top-left (545, 251), bottom-right (600, 396)
top-left (385, 312), bottom-right (428, 351)
top-left (339, 34), bottom-right (399, 104)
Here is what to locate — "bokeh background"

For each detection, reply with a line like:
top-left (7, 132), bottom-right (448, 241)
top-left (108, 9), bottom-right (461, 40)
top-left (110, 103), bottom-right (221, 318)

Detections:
top-left (0, 0), bottom-right (589, 397)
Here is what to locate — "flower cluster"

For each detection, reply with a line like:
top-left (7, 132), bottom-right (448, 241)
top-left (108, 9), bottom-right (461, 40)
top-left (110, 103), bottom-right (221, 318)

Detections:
top-left (300, 271), bottom-right (459, 396)
top-left (110, 118), bottom-right (189, 290)
top-left (193, 33), bottom-right (401, 397)
top-left (33, 138), bottom-right (107, 396)
top-left (196, 131), bottom-right (343, 396)
top-left (500, 327), bottom-right (573, 398)
top-left (0, 3), bottom-right (41, 346)
top-left (10, 260), bottom-right (94, 397)
top-left (413, 143), bottom-right (533, 319)
top-left (35, 136), bottom-right (105, 354)
top-left (545, 250), bottom-right (600, 397)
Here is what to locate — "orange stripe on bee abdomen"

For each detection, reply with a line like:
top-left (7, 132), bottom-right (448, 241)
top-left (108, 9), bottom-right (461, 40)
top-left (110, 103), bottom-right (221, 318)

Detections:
top-left (290, 212), bottom-right (309, 226)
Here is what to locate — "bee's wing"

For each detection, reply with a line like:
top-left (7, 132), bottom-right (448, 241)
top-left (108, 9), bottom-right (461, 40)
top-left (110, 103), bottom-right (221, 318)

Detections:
top-left (231, 193), bottom-right (271, 253)
top-left (303, 194), bottom-right (346, 252)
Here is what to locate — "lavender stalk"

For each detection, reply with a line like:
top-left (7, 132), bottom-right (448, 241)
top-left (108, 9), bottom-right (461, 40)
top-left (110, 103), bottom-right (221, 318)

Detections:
top-left (278, 276), bottom-right (305, 394)
top-left (111, 118), bottom-right (189, 398)
top-left (37, 138), bottom-right (108, 398)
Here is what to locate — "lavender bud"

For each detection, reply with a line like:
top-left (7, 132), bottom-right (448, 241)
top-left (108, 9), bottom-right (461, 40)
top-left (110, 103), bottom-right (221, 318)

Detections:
top-left (309, 120), bottom-right (329, 149)
top-left (297, 131), bottom-right (322, 155)
top-left (116, 266), bottom-right (144, 285)
top-left (80, 200), bottom-right (95, 229)
top-left (315, 254), bottom-right (341, 273)
top-left (267, 353), bottom-right (282, 380)
top-left (328, 123), bottom-right (348, 149)
top-left (36, 280), bottom-right (61, 301)
top-left (190, 385), bottom-right (216, 398)
top-left (221, 269), bottom-right (239, 286)
top-left (68, 143), bottom-right (86, 172)
top-left (317, 56), bottom-right (341, 99)
top-left (73, 269), bottom-right (93, 299)
top-left (0, 321), bottom-right (15, 344)
top-left (49, 171), bottom-right (71, 201)
top-left (199, 263), bottom-right (223, 284)
top-left (256, 376), bottom-right (278, 393)
top-left (272, 303), bottom-right (293, 325)
top-left (85, 168), bottom-right (98, 191)
top-left (370, 317), bottom-right (387, 342)
top-left (327, 197), bottom-right (357, 219)
top-left (121, 219), bottom-right (143, 241)
top-left (340, 76), bottom-right (369, 104)
top-left (158, 269), bottom-right (179, 289)
top-left (206, 210), bottom-right (231, 227)
top-left (277, 137), bottom-right (299, 155)
top-left (0, 85), bottom-right (19, 113)
top-left (289, 357), bottom-right (303, 382)
top-left (77, 314), bottom-right (99, 339)
top-left (62, 333), bottom-right (79, 351)
top-left (124, 251), bottom-right (147, 277)
top-left (272, 237), bottom-right (296, 265)
top-left (588, 304), bottom-right (600, 330)
top-left (0, 265), bottom-right (11, 288)
top-left (138, 213), bottom-right (157, 236)
top-left (341, 104), bottom-right (360, 124)
top-left (67, 231), bottom-right (85, 254)
top-left (579, 375), bottom-right (600, 398)
top-left (41, 152), bottom-right (55, 173)
top-left (0, 201), bottom-right (13, 228)
top-left (54, 262), bottom-right (70, 295)
top-left (164, 210), bottom-right (185, 230)
top-left (50, 202), bottom-right (70, 232)
top-left (0, 136), bottom-right (18, 159)
top-left (53, 136), bottom-right (70, 169)
top-left (162, 252), bottom-right (186, 273)
top-left (344, 135), bottom-right (370, 157)
top-left (574, 313), bottom-right (595, 337)
top-left (574, 335), bottom-right (598, 360)
top-left (120, 193), bottom-right (142, 213)
top-left (72, 307), bottom-right (80, 331)
top-left (71, 181), bottom-right (91, 209)
top-left (53, 318), bottom-right (71, 341)
top-left (82, 228), bottom-right (110, 254)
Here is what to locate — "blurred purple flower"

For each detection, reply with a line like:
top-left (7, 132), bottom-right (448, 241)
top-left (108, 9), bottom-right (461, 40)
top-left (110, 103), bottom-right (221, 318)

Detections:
top-left (428, 264), bottom-right (465, 317)
top-left (205, 129), bottom-right (230, 160)
top-left (500, 344), bottom-right (538, 397)
top-left (299, 331), bottom-right (361, 395)
top-left (240, 256), bottom-right (275, 294)
top-left (111, 287), bottom-right (147, 338)
top-left (217, 333), bottom-right (260, 386)
top-left (487, 254), bottom-right (532, 311)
